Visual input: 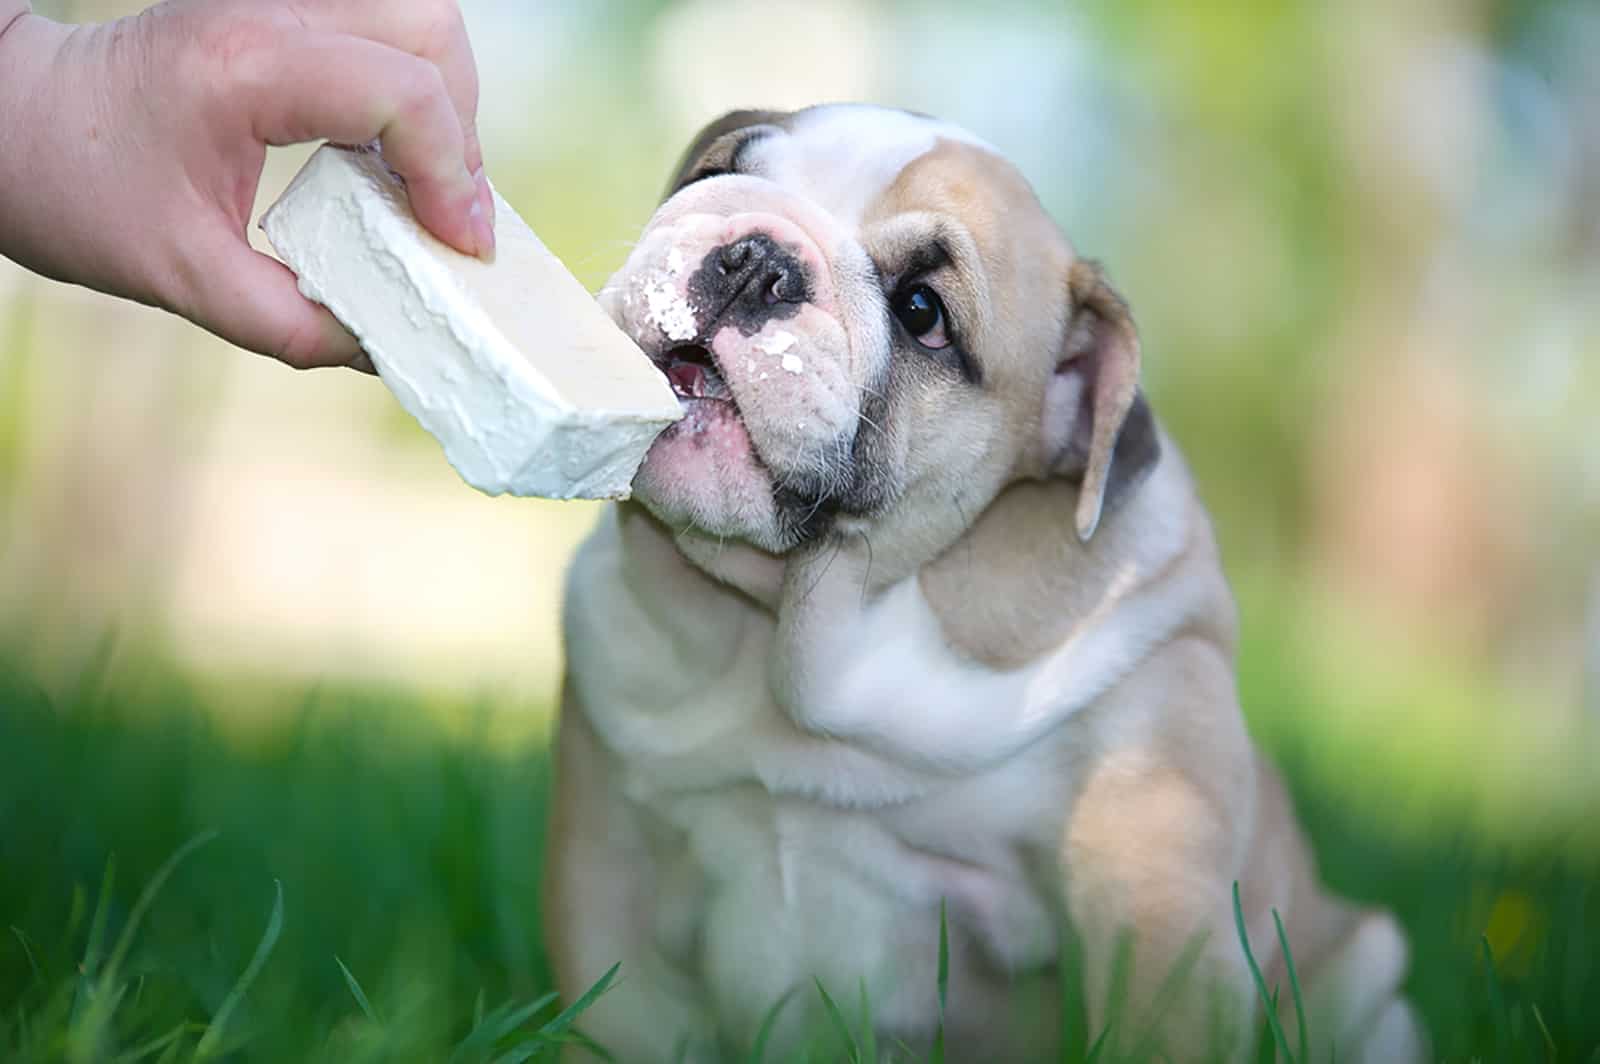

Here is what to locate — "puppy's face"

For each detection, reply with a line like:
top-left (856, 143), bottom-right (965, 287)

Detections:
top-left (604, 104), bottom-right (1156, 558)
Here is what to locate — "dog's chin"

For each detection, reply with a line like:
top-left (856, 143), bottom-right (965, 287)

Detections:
top-left (629, 387), bottom-right (794, 552)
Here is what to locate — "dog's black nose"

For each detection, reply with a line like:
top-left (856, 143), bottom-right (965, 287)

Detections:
top-left (689, 233), bottom-right (810, 336)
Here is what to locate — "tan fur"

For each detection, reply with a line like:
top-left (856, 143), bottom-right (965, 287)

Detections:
top-left (919, 480), bottom-right (1223, 669)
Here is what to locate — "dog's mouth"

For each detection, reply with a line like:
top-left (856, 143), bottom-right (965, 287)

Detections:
top-left (655, 344), bottom-right (735, 404)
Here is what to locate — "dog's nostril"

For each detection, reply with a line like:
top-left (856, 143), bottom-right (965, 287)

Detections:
top-left (766, 269), bottom-right (803, 305)
top-left (718, 241), bottom-right (751, 274)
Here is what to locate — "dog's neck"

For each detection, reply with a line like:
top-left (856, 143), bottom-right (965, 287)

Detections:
top-left (628, 500), bottom-right (965, 620)
top-left (616, 501), bottom-right (952, 721)
top-left (609, 443), bottom-right (1229, 772)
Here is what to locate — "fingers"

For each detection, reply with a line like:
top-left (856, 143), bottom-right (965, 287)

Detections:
top-left (178, 224), bottom-right (365, 370)
top-left (273, 0), bottom-right (491, 252)
top-left (241, 30), bottom-right (489, 259)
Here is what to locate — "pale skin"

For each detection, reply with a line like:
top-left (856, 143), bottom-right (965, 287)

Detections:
top-left (0, 0), bottom-right (494, 370)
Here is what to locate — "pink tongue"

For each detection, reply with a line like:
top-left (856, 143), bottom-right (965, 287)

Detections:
top-left (667, 362), bottom-right (706, 397)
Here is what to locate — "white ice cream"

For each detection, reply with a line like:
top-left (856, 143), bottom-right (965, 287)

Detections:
top-left (262, 144), bottom-right (682, 500)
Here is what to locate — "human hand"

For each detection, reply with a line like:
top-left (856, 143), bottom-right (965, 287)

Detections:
top-left (0, 0), bottom-right (492, 370)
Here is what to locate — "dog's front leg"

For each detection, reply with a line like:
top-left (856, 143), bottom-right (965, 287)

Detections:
top-left (1060, 763), bottom-right (1257, 1061)
top-left (1055, 640), bottom-right (1265, 1064)
top-left (543, 695), bottom-right (717, 1063)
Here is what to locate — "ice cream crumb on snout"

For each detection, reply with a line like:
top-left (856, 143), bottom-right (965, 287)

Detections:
top-left (781, 353), bottom-right (804, 374)
top-left (755, 331), bottom-right (797, 356)
top-left (642, 273), bottom-right (697, 342)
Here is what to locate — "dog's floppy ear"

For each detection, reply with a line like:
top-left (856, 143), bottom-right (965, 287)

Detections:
top-left (1046, 260), bottom-right (1160, 541)
top-left (663, 109), bottom-right (790, 200)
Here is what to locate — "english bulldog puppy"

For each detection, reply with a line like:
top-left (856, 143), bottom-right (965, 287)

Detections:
top-left (544, 104), bottom-right (1426, 1064)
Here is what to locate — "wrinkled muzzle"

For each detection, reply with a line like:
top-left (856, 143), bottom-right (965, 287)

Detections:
top-left (601, 182), bottom-right (882, 546)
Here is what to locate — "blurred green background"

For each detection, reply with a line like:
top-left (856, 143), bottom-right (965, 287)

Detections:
top-left (2, 0), bottom-right (1598, 1060)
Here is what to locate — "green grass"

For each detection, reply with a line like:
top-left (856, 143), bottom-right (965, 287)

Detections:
top-left (1, 652), bottom-right (1597, 1062)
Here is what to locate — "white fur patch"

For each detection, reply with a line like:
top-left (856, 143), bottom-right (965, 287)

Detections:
top-left (748, 105), bottom-right (996, 228)
top-left (785, 455), bottom-right (1198, 771)
top-left (793, 558), bottom-right (1206, 772)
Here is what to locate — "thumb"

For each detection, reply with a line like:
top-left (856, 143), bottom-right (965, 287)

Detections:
top-left (177, 226), bottom-right (367, 371)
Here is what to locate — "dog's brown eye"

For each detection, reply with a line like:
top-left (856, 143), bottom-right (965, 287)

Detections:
top-left (892, 284), bottom-right (951, 350)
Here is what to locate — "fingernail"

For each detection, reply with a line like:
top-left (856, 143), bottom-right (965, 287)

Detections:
top-left (470, 167), bottom-right (495, 261)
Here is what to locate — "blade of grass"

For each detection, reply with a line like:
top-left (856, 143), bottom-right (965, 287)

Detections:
top-left (101, 831), bottom-right (219, 989)
top-left (193, 878), bottom-right (285, 1061)
top-left (72, 832), bottom-right (218, 1060)
top-left (63, 884), bottom-right (87, 962)
top-left (335, 955), bottom-right (380, 1024)
top-left (1083, 1023), bottom-right (1111, 1064)
top-left (1531, 1003), bottom-right (1556, 1061)
top-left (1253, 985), bottom-right (1283, 1064)
top-left (561, 1028), bottom-right (616, 1062)
top-left (489, 964), bottom-right (620, 1064)
top-left (1232, 882), bottom-right (1293, 1064)
top-left (80, 855), bottom-right (117, 983)
top-left (113, 1021), bottom-right (203, 1064)
top-left (1254, 1019), bottom-right (1276, 1064)
top-left (1102, 928), bottom-right (1136, 1049)
top-left (453, 992), bottom-right (560, 1062)
top-left (1059, 915), bottom-right (1090, 1064)
top-left (858, 978), bottom-right (877, 1064)
top-left (535, 964), bottom-right (619, 1042)
top-left (153, 1031), bottom-right (185, 1064)
top-left (1272, 910), bottom-right (1309, 1064)
top-left (1481, 936), bottom-right (1509, 1063)
top-left (748, 987), bottom-right (797, 1064)
top-left (488, 1033), bottom-right (562, 1064)
top-left (931, 899), bottom-right (949, 1064)
top-left (11, 926), bottom-right (40, 982)
top-left (68, 980), bottom-right (127, 1062)
top-left (1127, 928), bottom-right (1211, 1062)
top-left (814, 978), bottom-right (859, 1063)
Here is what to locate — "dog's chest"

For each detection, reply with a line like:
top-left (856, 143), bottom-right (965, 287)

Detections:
top-left (645, 781), bottom-right (1062, 1042)
top-left (567, 549), bottom-right (1071, 1037)
top-left (625, 719), bottom-right (1066, 1043)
